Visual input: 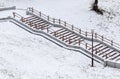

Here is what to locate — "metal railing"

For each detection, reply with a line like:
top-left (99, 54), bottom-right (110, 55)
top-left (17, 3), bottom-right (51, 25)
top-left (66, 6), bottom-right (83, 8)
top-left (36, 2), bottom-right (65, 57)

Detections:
top-left (27, 7), bottom-right (120, 51)
top-left (13, 12), bottom-right (92, 50)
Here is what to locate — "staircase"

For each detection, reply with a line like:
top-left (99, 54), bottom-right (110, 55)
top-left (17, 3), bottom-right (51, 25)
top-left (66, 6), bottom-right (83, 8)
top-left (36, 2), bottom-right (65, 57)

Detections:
top-left (10, 7), bottom-right (120, 69)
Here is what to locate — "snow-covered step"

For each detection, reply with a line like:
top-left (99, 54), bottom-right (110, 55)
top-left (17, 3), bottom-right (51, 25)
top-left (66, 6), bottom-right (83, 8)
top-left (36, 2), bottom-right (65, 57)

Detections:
top-left (56, 31), bottom-right (70, 37)
top-left (93, 45), bottom-right (104, 51)
top-left (102, 50), bottom-right (115, 58)
top-left (65, 35), bottom-right (78, 42)
top-left (88, 43), bottom-right (101, 50)
top-left (55, 29), bottom-right (67, 35)
top-left (108, 53), bottom-right (119, 60)
top-left (72, 38), bottom-right (84, 46)
top-left (69, 37), bottom-right (81, 44)
top-left (99, 46), bottom-right (108, 51)
top-left (98, 48), bottom-right (110, 56)
top-left (111, 53), bottom-right (120, 60)
top-left (50, 28), bottom-right (64, 34)
top-left (25, 16), bottom-right (36, 20)
top-left (31, 19), bottom-right (44, 24)
top-left (63, 34), bottom-right (76, 40)
top-left (115, 57), bottom-right (120, 61)
top-left (27, 17), bottom-right (40, 22)
top-left (58, 32), bottom-right (74, 39)
top-left (92, 45), bottom-right (106, 54)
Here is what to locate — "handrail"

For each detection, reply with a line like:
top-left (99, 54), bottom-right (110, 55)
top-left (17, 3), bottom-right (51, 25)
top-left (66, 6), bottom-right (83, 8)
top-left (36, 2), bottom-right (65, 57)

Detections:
top-left (12, 12), bottom-right (93, 50)
top-left (27, 7), bottom-right (120, 51)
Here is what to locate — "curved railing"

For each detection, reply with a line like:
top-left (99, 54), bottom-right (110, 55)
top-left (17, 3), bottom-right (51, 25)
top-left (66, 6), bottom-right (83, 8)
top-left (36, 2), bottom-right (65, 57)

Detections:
top-left (27, 7), bottom-right (120, 51)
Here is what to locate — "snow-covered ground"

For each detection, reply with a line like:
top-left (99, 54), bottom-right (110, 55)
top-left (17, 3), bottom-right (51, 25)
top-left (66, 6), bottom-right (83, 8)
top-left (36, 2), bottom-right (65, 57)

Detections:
top-left (0, 0), bottom-right (120, 79)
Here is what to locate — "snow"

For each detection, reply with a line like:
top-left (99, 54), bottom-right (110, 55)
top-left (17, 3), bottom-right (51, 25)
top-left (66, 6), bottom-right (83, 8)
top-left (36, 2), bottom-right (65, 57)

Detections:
top-left (0, 0), bottom-right (120, 79)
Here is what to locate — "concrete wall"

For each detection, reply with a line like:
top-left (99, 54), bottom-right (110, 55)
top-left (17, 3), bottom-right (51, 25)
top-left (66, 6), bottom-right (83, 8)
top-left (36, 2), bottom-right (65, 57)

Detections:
top-left (0, 6), bottom-right (16, 11)
top-left (105, 60), bottom-right (120, 69)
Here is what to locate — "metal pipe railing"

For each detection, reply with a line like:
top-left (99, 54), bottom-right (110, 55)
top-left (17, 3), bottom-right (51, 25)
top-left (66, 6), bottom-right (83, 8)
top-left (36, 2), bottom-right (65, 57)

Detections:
top-left (27, 7), bottom-right (120, 51)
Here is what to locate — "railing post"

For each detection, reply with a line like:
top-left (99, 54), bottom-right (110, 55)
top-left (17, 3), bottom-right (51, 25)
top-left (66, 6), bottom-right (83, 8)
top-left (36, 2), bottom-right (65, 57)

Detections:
top-left (29, 22), bottom-right (32, 27)
top-left (21, 17), bottom-right (24, 22)
top-left (48, 16), bottom-right (49, 21)
top-left (59, 19), bottom-right (61, 24)
top-left (62, 36), bottom-right (64, 41)
top-left (39, 12), bottom-right (41, 17)
top-left (64, 21), bottom-right (66, 26)
top-left (72, 25), bottom-right (74, 30)
top-left (106, 53), bottom-right (108, 59)
top-left (53, 18), bottom-right (55, 23)
top-left (78, 38), bottom-right (80, 45)
top-left (79, 29), bottom-right (81, 34)
top-left (95, 49), bottom-right (97, 54)
top-left (95, 33), bottom-right (97, 38)
top-left (47, 27), bottom-right (49, 33)
top-left (54, 32), bottom-right (56, 37)
top-left (69, 38), bottom-right (71, 44)
top-left (13, 12), bottom-right (15, 18)
top-left (86, 43), bottom-right (88, 49)
top-left (32, 7), bottom-right (34, 12)
top-left (102, 35), bottom-right (104, 41)
top-left (35, 24), bottom-right (37, 29)
top-left (85, 31), bottom-right (87, 37)
top-left (111, 40), bottom-right (113, 46)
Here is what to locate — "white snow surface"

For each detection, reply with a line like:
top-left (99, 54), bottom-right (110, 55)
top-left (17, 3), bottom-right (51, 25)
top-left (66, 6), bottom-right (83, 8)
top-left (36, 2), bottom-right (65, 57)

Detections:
top-left (0, 0), bottom-right (120, 79)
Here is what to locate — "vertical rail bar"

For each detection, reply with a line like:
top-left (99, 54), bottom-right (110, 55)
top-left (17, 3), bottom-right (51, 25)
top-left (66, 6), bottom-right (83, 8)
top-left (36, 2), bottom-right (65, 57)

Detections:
top-left (95, 33), bottom-right (97, 38)
top-left (72, 25), bottom-right (74, 30)
top-left (59, 19), bottom-right (61, 24)
top-left (86, 43), bottom-right (88, 49)
top-left (29, 22), bottom-right (32, 27)
top-left (32, 7), bottom-right (34, 12)
top-left (35, 24), bottom-right (37, 29)
top-left (53, 18), bottom-right (55, 23)
top-left (102, 35), bottom-right (103, 41)
top-left (39, 12), bottom-right (41, 17)
top-left (62, 36), bottom-right (64, 41)
top-left (106, 53), bottom-right (108, 59)
top-left (69, 38), bottom-right (71, 44)
top-left (54, 32), bottom-right (56, 37)
top-left (47, 27), bottom-right (49, 33)
top-left (95, 49), bottom-right (97, 54)
top-left (78, 38), bottom-right (80, 45)
top-left (111, 40), bottom-right (113, 46)
top-left (64, 21), bottom-right (66, 26)
top-left (48, 16), bottom-right (49, 21)
top-left (79, 29), bottom-right (81, 34)
top-left (86, 31), bottom-right (87, 37)
top-left (21, 17), bottom-right (24, 22)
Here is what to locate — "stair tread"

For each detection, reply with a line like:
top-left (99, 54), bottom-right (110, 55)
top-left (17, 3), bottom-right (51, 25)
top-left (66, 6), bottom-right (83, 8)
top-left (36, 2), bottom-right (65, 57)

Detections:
top-left (111, 54), bottom-right (120, 60)
top-left (98, 48), bottom-right (111, 56)
top-left (102, 50), bottom-right (115, 58)
top-left (88, 43), bottom-right (101, 50)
